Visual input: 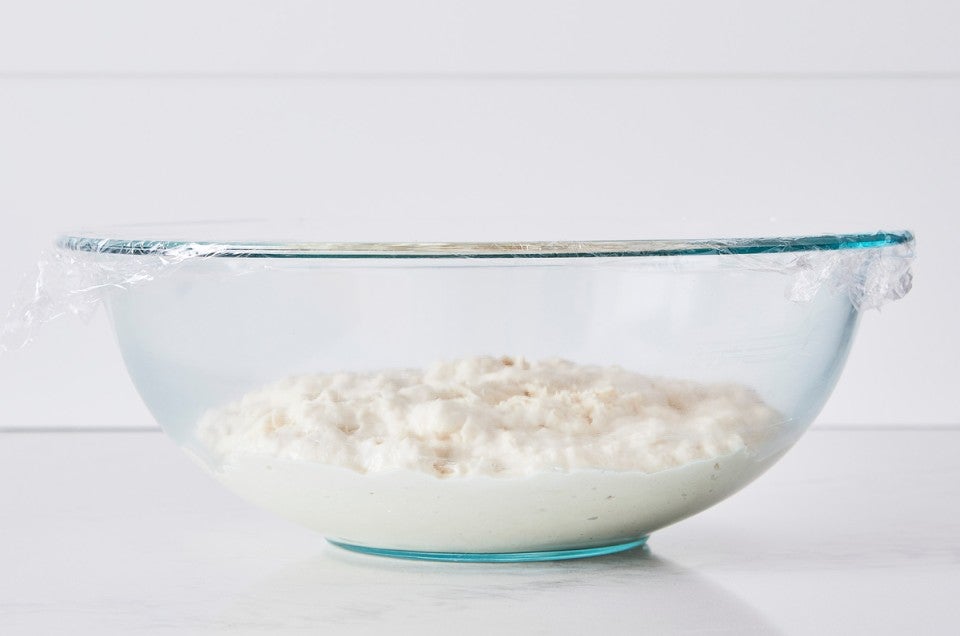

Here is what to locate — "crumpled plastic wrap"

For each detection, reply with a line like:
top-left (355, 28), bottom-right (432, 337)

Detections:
top-left (781, 240), bottom-right (914, 310)
top-left (727, 235), bottom-right (915, 310)
top-left (1, 231), bottom-right (915, 353)
top-left (1, 241), bottom-right (222, 353)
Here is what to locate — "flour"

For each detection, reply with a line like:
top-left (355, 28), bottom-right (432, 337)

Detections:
top-left (196, 356), bottom-right (782, 552)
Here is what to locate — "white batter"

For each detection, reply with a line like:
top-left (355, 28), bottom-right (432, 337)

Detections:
top-left (196, 356), bottom-right (782, 553)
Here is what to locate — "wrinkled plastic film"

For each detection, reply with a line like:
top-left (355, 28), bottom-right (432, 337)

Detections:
top-left (727, 237), bottom-right (915, 310)
top-left (1, 242), bottom-right (220, 353)
top-left (1, 234), bottom-right (915, 353)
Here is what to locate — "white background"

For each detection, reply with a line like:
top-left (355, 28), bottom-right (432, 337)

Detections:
top-left (0, 1), bottom-right (957, 428)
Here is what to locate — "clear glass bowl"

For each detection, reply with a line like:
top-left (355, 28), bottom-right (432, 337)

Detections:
top-left (58, 227), bottom-right (914, 561)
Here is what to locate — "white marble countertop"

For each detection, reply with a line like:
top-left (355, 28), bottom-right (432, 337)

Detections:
top-left (2, 428), bottom-right (958, 635)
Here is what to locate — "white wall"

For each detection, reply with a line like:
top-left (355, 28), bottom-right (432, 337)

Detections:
top-left (0, 2), bottom-right (957, 428)
top-left (3, 1), bottom-right (960, 74)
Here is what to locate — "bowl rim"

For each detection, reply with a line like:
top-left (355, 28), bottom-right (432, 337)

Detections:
top-left (57, 229), bottom-right (913, 259)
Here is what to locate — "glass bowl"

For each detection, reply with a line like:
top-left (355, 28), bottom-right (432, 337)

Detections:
top-left (56, 227), bottom-right (914, 561)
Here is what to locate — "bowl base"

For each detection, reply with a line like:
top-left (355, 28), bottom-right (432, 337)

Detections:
top-left (326, 537), bottom-right (649, 562)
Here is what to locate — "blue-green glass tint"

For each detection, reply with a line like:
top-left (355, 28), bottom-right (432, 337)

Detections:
top-left (327, 537), bottom-right (649, 562)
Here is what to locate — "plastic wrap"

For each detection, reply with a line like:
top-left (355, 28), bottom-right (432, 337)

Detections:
top-left (2, 231), bottom-right (914, 353)
top-left (1, 242), bottom-right (220, 353)
top-left (730, 235), bottom-right (915, 310)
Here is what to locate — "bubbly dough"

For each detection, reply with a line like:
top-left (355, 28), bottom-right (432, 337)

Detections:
top-left (198, 356), bottom-right (779, 478)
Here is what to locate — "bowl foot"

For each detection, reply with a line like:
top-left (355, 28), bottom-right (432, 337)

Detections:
top-left (326, 537), bottom-right (649, 562)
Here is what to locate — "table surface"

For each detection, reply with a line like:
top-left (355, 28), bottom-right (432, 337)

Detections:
top-left (2, 428), bottom-right (958, 635)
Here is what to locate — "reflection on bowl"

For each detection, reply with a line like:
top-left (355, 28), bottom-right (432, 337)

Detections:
top-left (59, 227), bottom-right (914, 561)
